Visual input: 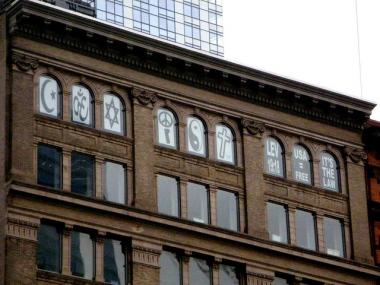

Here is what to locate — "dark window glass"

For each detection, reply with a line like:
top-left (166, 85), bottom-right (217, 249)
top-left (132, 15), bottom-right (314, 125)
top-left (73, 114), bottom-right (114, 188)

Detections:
top-left (104, 239), bottom-right (126, 285)
top-left (264, 137), bottom-right (284, 177)
top-left (160, 251), bottom-right (181, 285)
top-left (157, 175), bottom-right (179, 217)
top-left (71, 231), bottom-right (94, 279)
top-left (293, 145), bottom-right (312, 185)
top-left (189, 257), bottom-right (211, 285)
top-left (296, 210), bottom-right (316, 250)
top-left (273, 277), bottom-right (290, 285)
top-left (320, 152), bottom-right (339, 192)
top-left (267, 203), bottom-right (288, 243)
top-left (71, 152), bottom-right (94, 197)
top-left (37, 223), bottom-right (61, 272)
top-left (187, 182), bottom-right (209, 224)
top-left (219, 264), bottom-right (239, 285)
top-left (38, 144), bottom-right (62, 189)
top-left (217, 190), bottom-right (238, 231)
top-left (324, 217), bottom-right (344, 257)
top-left (104, 162), bottom-right (126, 204)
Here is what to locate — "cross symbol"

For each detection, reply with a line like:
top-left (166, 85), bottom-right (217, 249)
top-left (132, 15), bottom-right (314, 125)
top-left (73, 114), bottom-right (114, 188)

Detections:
top-left (217, 127), bottom-right (232, 159)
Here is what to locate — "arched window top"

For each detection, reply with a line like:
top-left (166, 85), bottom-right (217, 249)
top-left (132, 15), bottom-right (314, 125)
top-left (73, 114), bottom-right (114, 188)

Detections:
top-left (39, 75), bottom-right (61, 118)
top-left (264, 137), bottom-right (285, 177)
top-left (187, 116), bottom-right (206, 157)
top-left (157, 108), bottom-right (178, 148)
top-left (320, 152), bottom-right (340, 192)
top-left (71, 84), bottom-right (94, 126)
top-left (293, 144), bottom-right (312, 185)
top-left (103, 93), bottom-right (125, 135)
top-left (215, 123), bottom-right (235, 164)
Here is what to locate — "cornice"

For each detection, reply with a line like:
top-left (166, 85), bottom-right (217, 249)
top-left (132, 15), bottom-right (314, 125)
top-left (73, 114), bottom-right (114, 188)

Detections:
top-left (6, 0), bottom-right (375, 132)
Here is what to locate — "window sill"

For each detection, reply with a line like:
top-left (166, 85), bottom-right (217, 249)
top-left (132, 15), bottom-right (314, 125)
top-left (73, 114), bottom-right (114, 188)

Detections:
top-left (37, 270), bottom-right (107, 284)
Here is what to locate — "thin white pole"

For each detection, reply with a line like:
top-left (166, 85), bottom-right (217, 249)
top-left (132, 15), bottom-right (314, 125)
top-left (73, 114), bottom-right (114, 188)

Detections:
top-left (354, 0), bottom-right (364, 98)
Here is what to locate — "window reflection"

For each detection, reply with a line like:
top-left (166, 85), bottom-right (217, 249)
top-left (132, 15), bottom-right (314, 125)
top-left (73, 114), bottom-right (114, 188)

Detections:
top-left (160, 251), bottom-right (181, 285)
top-left (37, 223), bottom-right (61, 272)
top-left (104, 162), bottom-right (126, 204)
top-left (189, 257), bottom-right (211, 285)
top-left (267, 203), bottom-right (288, 243)
top-left (217, 190), bottom-right (238, 231)
top-left (38, 144), bottom-right (62, 189)
top-left (157, 175), bottom-right (179, 217)
top-left (71, 152), bottom-right (94, 197)
top-left (324, 217), bottom-right (344, 257)
top-left (219, 264), bottom-right (239, 285)
top-left (71, 231), bottom-right (94, 279)
top-left (187, 182), bottom-right (209, 224)
top-left (296, 210), bottom-right (316, 251)
top-left (104, 239), bottom-right (126, 285)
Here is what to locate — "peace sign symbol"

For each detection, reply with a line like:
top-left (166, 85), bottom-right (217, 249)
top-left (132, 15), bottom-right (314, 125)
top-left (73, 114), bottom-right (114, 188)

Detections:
top-left (159, 111), bottom-right (173, 127)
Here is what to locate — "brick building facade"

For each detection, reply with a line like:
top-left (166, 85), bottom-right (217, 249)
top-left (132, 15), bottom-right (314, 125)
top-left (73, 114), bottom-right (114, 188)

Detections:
top-left (1, 0), bottom-right (380, 284)
top-left (364, 120), bottom-right (380, 266)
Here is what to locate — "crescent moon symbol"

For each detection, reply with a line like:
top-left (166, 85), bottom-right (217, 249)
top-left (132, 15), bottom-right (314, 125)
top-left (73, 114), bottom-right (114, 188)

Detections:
top-left (41, 78), bottom-right (55, 114)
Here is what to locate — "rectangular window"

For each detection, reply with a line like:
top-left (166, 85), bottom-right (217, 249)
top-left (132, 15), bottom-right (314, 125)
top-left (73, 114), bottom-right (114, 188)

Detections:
top-left (189, 257), bottom-right (211, 285)
top-left (38, 144), bottom-right (62, 189)
top-left (160, 250), bottom-right (181, 285)
top-left (157, 175), bottom-right (179, 217)
top-left (104, 238), bottom-right (126, 285)
top-left (37, 222), bottom-right (61, 272)
top-left (104, 161), bottom-right (126, 204)
top-left (219, 264), bottom-right (240, 285)
top-left (296, 210), bottom-right (316, 251)
top-left (71, 152), bottom-right (94, 197)
top-left (187, 182), bottom-right (209, 224)
top-left (71, 231), bottom-right (94, 279)
top-left (217, 190), bottom-right (238, 231)
top-left (324, 217), bottom-right (344, 257)
top-left (267, 202), bottom-right (288, 243)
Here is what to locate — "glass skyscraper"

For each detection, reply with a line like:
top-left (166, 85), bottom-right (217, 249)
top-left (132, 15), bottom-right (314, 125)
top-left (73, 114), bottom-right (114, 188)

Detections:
top-left (95, 0), bottom-right (224, 56)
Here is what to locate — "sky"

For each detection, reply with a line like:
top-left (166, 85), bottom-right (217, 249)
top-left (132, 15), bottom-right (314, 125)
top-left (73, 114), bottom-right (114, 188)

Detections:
top-left (223, 0), bottom-right (380, 120)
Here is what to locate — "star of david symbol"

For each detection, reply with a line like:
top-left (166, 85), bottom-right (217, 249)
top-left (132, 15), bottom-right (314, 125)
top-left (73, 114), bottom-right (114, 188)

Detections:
top-left (105, 98), bottom-right (120, 129)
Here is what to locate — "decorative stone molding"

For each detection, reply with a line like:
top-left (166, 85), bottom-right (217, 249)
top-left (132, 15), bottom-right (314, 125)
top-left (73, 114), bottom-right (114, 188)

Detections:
top-left (132, 87), bottom-right (158, 106)
top-left (344, 147), bottom-right (367, 164)
top-left (132, 240), bottom-right (161, 268)
top-left (12, 53), bottom-right (39, 72)
top-left (241, 119), bottom-right (265, 137)
top-left (7, 218), bottom-right (39, 241)
top-left (247, 272), bottom-right (274, 285)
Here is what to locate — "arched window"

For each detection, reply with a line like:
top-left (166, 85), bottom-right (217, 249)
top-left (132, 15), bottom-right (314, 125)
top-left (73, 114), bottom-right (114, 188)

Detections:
top-left (293, 144), bottom-right (312, 185)
top-left (103, 93), bottom-right (124, 134)
top-left (39, 75), bottom-right (61, 118)
top-left (320, 152), bottom-right (339, 192)
top-left (215, 124), bottom-right (235, 164)
top-left (264, 137), bottom-right (285, 177)
top-left (187, 116), bottom-right (206, 157)
top-left (72, 84), bottom-right (94, 126)
top-left (157, 108), bottom-right (178, 148)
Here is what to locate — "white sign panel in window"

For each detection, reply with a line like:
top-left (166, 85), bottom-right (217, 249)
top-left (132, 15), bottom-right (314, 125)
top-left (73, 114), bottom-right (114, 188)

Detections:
top-left (320, 152), bottom-right (338, 191)
top-left (104, 94), bottom-right (123, 134)
top-left (265, 137), bottom-right (284, 177)
top-left (157, 108), bottom-right (177, 148)
top-left (187, 117), bottom-right (206, 156)
top-left (72, 85), bottom-right (92, 125)
top-left (215, 124), bottom-right (234, 163)
top-left (39, 76), bottom-right (59, 117)
top-left (293, 145), bottom-right (311, 184)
